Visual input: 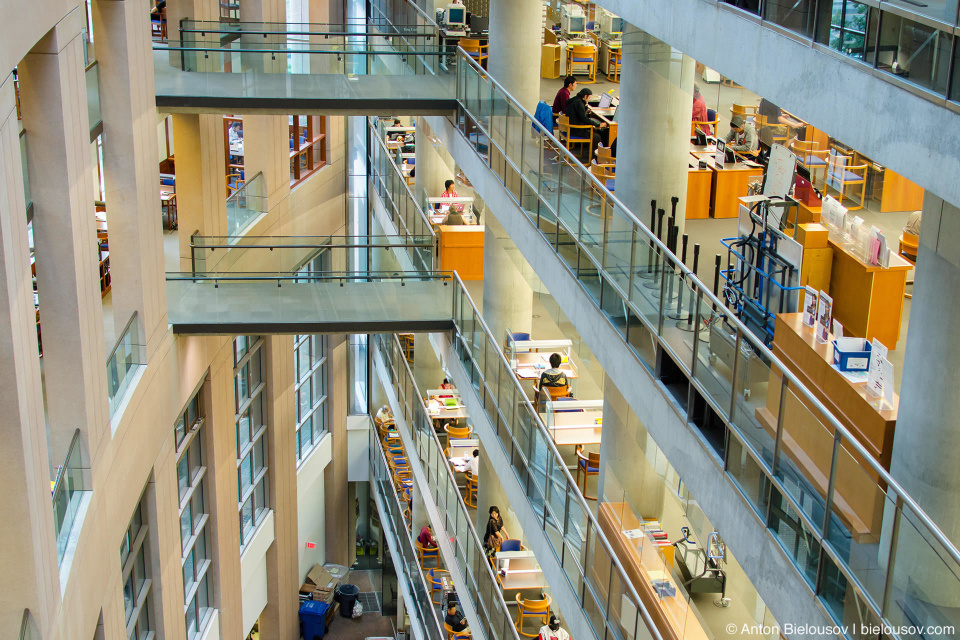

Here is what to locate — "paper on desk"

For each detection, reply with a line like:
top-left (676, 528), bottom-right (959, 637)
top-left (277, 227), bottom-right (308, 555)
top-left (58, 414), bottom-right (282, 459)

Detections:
top-left (516, 368), bottom-right (539, 378)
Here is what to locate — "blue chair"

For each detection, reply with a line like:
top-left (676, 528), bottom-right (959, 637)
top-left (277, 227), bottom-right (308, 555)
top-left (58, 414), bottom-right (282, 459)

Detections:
top-left (826, 149), bottom-right (867, 210)
top-left (793, 141), bottom-right (828, 187)
top-left (428, 569), bottom-right (449, 604)
top-left (500, 539), bottom-right (522, 552)
top-left (576, 447), bottom-right (600, 500)
top-left (407, 158), bottom-right (415, 166)
top-left (553, 397), bottom-right (582, 413)
top-left (160, 177), bottom-right (175, 187)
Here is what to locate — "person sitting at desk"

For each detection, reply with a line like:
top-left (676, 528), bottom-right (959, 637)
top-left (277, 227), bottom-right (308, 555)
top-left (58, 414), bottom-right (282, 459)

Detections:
top-left (418, 524), bottom-right (437, 549)
top-left (758, 98), bottom-right (803, 147)
top-left (228, 121), bottom-right (242, 144)
top-left (441, 179), bottom-right (464, 213)
top-left (724, 115), bottom-right (758, 154)
top-left (552, 76), bottom-right (577, 116)
top-left (539, 616), bottom-right (571, 640)
top-left (466, 449), bottom-right (480, 477)
top-left (536, 352), bottom-right (568, 392)
top-left (691, 84), bottom-right (711, 135)
top-left (564, 88), bottom-right (609, 147)
top-left (375, 404), bottom-right (393, 425)
top-left (443, 209), bottom-right (467, 225)
top-left (445, 603), bottom-right (470, 634)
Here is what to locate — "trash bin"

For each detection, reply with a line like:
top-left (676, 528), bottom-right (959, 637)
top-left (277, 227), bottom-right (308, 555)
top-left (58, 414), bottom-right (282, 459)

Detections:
top-left (336, 584), bottom-right (360, 618)
top-left (299, 600), bottom-right (329, 640)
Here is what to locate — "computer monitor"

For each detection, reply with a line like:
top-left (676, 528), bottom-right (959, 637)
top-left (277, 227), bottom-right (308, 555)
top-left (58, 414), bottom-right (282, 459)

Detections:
top-left (599, 12), bottom-right (624, 35)
top-left (694, 128), bottom-right (707, 147)
top-left (725, 147), bottom-right (738, 164)
top-left (445, 3), bottom-right (465, 27)
top-left (612, 105), bottom-right (619, 123)
top-left (598, 93), bottom-right (613, 109)
top-left (469, 15), bottom-right (489, 33)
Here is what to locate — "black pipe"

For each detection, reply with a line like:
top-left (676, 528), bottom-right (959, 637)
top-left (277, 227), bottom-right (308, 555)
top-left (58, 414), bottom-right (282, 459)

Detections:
top-left (666, 216), bottom-right (676, 253)
top-left (656, 208), bottom-right (665, 241)
top-left (670, 196), bottom-right (679, 222)
top-left (680, 234), bottom-right (689, 270)
top-left (713, 254), bottom-right (721, 303)
top-left (689, 244), bottom-right (701, 325)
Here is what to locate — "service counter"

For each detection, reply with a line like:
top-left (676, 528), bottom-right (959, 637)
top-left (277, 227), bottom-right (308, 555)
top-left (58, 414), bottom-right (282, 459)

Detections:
top-left (437, 225), bottom-right (484, 281)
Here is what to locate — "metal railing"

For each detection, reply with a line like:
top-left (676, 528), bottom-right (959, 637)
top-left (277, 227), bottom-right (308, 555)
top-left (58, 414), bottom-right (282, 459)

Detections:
top-left (52, 429), bottom-right (91, 564)
top-left (369, 427), bottom-right (447, 640)
top-left (107, 312), bottom-right (143, 417)
top-left (452, 47), bottom-right (960, 637)
top-left (374, 333), bottom-right (525, 640)
top-left (189, 234), bottom-right (435, 275)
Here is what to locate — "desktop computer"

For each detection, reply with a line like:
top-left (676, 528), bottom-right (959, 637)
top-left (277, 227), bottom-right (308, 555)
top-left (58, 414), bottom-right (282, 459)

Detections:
top-left (467, 14), bottom-right (489, 34)
top-left (444, 3), bottom-right (466, 28)
top-left (560, 5), bottom-right (586, 36)
top-left (598, 8), bottom-right (624, 35)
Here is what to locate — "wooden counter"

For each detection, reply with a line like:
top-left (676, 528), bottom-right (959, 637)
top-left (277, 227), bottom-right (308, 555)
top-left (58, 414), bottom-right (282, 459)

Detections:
top-left (691, 151), bottom-right (764, 219)
top-left (438, 225), bottom-right (484, 281)
top-left (880, 168), bottom-right (924, 213)
top-left (598, 503), bottom-right (709, 640)
top-left (756, 313), bottom-right (897, 542)
top-left (827, 238), bottom-right (911, 349)
top-left (686, 156), bottom-right (712, 220)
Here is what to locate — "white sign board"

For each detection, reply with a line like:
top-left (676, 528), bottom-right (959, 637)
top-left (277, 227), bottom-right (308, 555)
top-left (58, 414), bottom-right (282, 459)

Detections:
top-left (762, 144), bottom-right (797, 197)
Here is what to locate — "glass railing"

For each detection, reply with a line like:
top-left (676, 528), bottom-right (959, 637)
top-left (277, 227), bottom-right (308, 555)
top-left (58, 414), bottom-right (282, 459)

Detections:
top-left (226, 172), bottom-right (267, 237)
top-left (52, 429), bottom-right (91, 565)
top-left (167, 21), bottom-right (447, 76)
top-left (368, 118), bottom-right (439, 256)
top-left (85, 61), bottom-right (101, 136)
top-left (165, 271), bottom-right (454, 330)
top-left (189, 234), bottom-right (436, 275)
top-left (107, 312), bottom-right (144, 416)
top-left (452, 48), bottom-right (960, 636)
top-left (369, 427), bottom-right (447, 640)
top-left (374, 332), bottom-right (524, 640)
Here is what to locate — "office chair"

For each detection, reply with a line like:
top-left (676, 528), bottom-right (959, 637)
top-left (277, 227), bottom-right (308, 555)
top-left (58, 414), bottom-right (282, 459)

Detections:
top-left (515, 594), bottom-right (552, 638)
top-left (500, 539), bottom-right (523, 552)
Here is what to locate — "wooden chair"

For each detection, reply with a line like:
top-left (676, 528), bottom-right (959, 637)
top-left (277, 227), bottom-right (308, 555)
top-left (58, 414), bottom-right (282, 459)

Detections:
top-left (226, 173), bottom-right (244, 197)
top-left (445, 623), bottom-right (471, 640)
top-left (557, 115), bottom-right (593, 162)
top-left (416, 539), bottom-right (440, 570)
top-left (515, 594), bottom-right (552, 638)
top-left (596, 145), bottom-right (615, 166)
top-left (575, 446), bottom-right (600, 500)
top-left (459, 39), bottom-right (489, 70)
top-left (731, 103), bottom-right (759, 119)
top-left (606, 48), bottom-right (621, 83)
top-left (791, 140), bottom-right (829, 187)
top-left (691, 114), bottom-right (720, 137)
top-left (444, 424), bottom-right (472, 440)
top-left (428, 568), bottom-right (449, 605)
top-left (534, 383), bottom-right (571, 410)
top-left (899, 231), bottom-right (919, 299)
top-left (590, 160), bottom-right (616, 194)
top-left (825, 150), bottom-right (867, 210)
top-left (566, 45), bottom-right (597, 83)
top-left (465, 472), bottom-right (478, 508)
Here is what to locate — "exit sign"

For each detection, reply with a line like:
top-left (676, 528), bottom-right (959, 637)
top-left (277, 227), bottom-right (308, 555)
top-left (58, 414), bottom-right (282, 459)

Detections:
top-left (305, 542), bottom-right (316, 549)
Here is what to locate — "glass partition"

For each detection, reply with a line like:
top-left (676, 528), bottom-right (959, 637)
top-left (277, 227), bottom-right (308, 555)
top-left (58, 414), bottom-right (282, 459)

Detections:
top-left (226, 172), bottom-right (267, 237)
top-left (85, 61), bottom-right (101, 135)
top-left (450, 46), bottom-right (960, 635)
top-left (52, 429), bottom-right (91, 564)
top-left (107, 312), bottom-right (144, 416)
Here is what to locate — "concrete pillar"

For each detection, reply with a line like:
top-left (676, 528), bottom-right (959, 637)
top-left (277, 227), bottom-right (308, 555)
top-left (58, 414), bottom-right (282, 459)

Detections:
top-left (414, 118), bottom-right (449, 206)
top-left (171, 114), bottom-right (227, 271)
top-left (889, 193), bottom-right (960, 605)
top-left (475, 452), bottom-right (523, 548)
top-left (413, 334), bottom-right (444, 396)
top-left (597, 376), bottom-right (664, 519)
top-left (482, 214), bottom-right (533, 346)
top-left (489, 0), bottom-right (542, 112)
top-left (325, 334), bottom-right (351, 565)
top-left (91, 0), bottom-right (168, 358)
top-left (261, 335), bottom-right (300, 640)
top-left (166, 0), bottom-right (220, 69)
top-left (615, 26), bottom-right (694, 240)
top-left (0, 74), bottom-right (59, 637)
top-left (205, 340), bottom-right (244, 640)
top-left (19, 10), bottom-right (109, 468)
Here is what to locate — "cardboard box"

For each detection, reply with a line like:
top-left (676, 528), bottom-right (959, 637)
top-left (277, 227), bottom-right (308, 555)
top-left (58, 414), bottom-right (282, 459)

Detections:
top-left (305, 564), bottom-right (338, 592)
top-left (797, 223), bottom-right (828, 248)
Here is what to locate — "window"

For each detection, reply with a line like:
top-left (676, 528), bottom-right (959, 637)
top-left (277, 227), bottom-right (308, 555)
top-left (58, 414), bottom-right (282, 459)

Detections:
top-left (290, 115), bottom-right (328, 186)
top-left (176, 389), bottom-right (214, 640)
top-left (295, 335), bottom-right (328, 462)
top-left (235, 336), bottom-right (269, 546)
top-left (815, 1), bottom-right (876, 62)
top-left (121, 496), bottom-right (154, 640)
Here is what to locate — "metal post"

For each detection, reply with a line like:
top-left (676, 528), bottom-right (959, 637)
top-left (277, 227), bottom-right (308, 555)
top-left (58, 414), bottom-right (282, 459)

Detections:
top-left (771, 377), bottom-right (789, 478)
top-left (728, 330), bottom-right (743, 419)
top-left (822, 431), bottom-right (842, 538)
top-left (689, 244), bottom-right (700, 326)
top-left (670, 195), bottom-right (679, 221)
top-left (713, 254), bottom-right (722, 302)
top-left (881, 494), bottom-right (904, 617)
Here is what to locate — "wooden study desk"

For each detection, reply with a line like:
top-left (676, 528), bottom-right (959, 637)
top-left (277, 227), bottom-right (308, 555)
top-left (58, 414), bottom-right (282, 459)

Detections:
top-left (598, 503), bottom-right (709, 640)
top-left (494, 551), bottom-right (545, 591)
top-left (690, 151), bottom-right (764, 219)
top-left (754, 313), bottom-right (897, 542)
top-left (853, 151), bottom-right (925, 213)
top-left (539, 410), bottom-right (602, 446)
top-left (588, 102), bottom-right (618, 145)
top-left (512, 352), bottom-right (579, 382)
top-left (686, 155), bottom-right (712, 220)
top-left (438, 225), bottom-right (484, 281)
top-left (827, 238), bottom-right (911, 349)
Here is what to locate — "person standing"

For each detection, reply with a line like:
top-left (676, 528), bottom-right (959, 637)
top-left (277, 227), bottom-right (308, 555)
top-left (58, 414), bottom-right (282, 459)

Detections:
top-left (484, 505), bottom-right (509, 553)
top-left (691, 85), bottom-right (711, 135)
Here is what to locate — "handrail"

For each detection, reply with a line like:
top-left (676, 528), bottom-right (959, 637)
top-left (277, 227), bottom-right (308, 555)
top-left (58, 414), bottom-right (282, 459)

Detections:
top-left (19, 609), bottom-right (31, 640)
top-left (447, 272), bottom-right (667, 640)
top-left (191, 235), bottom-right (434, 250)
top-left (50, 429), bottom-right (82, 509)
top-left (106, 311), bottom-right (139, 367)
top-left (374, 332), bottom-right (523, 640)
top-left (179, 23), bottom-right (437, 37)
top-left (160, 45), bottom-right (448, 56)
top-left (165, 270), bottom-right (453, 282)
top-left (453, 48), bottom-right (960, 569)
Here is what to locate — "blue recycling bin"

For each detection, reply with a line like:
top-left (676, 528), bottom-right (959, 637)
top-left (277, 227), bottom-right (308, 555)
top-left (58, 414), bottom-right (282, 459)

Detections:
top-left (299, 600), bottom-right (328, 640)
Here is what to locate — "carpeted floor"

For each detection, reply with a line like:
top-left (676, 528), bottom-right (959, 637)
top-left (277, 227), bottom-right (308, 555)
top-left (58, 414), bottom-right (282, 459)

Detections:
top-left (321, 611), bottom-right (394, 640)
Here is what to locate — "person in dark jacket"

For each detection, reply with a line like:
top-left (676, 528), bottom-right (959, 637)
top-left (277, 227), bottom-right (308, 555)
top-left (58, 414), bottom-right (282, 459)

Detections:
top-left (563, 88), bottom-right (609, 147)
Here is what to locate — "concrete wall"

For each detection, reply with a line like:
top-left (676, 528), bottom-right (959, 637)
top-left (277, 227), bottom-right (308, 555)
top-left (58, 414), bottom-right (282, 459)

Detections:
top-left (594, 0), bottom-right (960, 208)
top-left (241, 510), bottom-right (276, 635)
top-left (297, 433), bottom-right (332, 578)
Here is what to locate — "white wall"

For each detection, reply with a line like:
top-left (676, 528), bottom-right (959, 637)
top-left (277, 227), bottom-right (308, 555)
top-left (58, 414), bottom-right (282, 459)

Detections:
top-left (297, 432), bottom-right (332, 579)
top-left (240, 510), bottom-right (276, 635)
top-left (346, 415), bottom-right (370, 482)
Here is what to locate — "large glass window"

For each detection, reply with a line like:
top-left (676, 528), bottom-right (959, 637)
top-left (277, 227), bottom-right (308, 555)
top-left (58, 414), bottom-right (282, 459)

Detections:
top-left (121, 496), bottom-right (154, 640)
top-left (876, 11), bottom-right (951, 95)
top-left (295, 334), bottom-right (328, 462)
top-left (815, 0), bottom-right (876, 61)
top-left (235, 336), bottom-right (269, 546)
top-left (176, 388), bottom-right (214, 640)
top-left (764, 0), bottom-right (816, 37)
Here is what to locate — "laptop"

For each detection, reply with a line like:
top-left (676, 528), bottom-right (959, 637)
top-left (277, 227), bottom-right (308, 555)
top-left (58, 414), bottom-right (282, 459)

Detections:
top-left (598, 92), bottom-right (613, 109)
